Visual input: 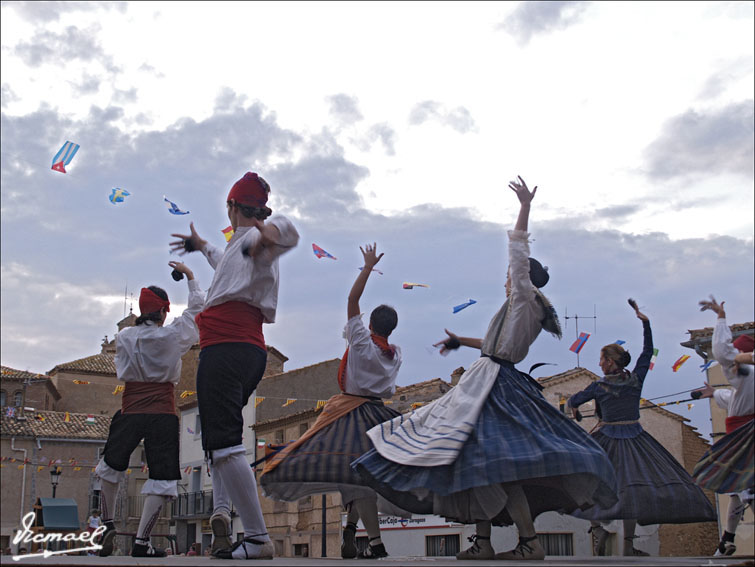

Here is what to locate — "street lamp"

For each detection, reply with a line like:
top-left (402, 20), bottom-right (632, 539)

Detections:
top-left (50, 467), bottom-right (62, 498)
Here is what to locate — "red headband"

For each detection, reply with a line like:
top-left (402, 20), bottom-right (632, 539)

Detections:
top-left (733, 334), bottom-right (754, 353)
top-left (227, 172), bottom-right (268, 207)
top-left (139, 288), bottom-right (170, 315)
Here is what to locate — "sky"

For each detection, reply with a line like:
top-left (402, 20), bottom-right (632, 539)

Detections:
top-left (1, 1), bottom-right (753, 440)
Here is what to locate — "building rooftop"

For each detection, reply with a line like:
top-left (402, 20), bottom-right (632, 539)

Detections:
top-left (0, 409), bottom-right (110, 440)
top-left (48, 353), bottom-right (116, 376)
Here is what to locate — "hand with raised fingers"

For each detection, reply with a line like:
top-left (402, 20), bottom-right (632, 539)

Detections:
top-left (433, 328), bottom-right (461, 356)
top-left (170, 222), bottom-right (206, 255)
top-left (508, 175), bottom-right (537, 205)
top-left (360, 243), bottom-right (384, 269)
top-left (698, 295), bottom-right (725, 318)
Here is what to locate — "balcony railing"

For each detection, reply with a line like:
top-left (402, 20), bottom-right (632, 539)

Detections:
top-left (171, 490), bottom-right (214, 519)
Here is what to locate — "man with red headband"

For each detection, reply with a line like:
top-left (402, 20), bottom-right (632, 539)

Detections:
top-left (693, 296), bottom-right (754, 556)
top-left (170, 172), bottom-right (299, 560)
top-left (95, 261), bottom-right (202, 558)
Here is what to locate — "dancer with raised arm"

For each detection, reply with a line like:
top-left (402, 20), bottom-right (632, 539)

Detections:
top-left (692, 296), bottom-right (754, 556)
top-left (354, 177), bottom-right (618, 561)
top-left (170, 172), bottom-right (299, 560)
top-left (261, 243), bottom-right (402, 559)
top-left (96, 261), bottom-right (203, 558)
top-left (568, 300), bottom-right (716, 556)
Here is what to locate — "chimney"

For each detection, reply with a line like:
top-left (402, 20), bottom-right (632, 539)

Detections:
top-left (450, 366), bottom-right (465, 386)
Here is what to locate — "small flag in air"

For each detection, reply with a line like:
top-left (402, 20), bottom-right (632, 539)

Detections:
top-left (73, 466), bottom-right (82, 471)
top-left (73, 379), bottom-right (90, 385)
top-left (312, 243), bottom-right (336, 260)
top-left (64, 412), bottom-right (70, 423)
top-left (254, 397), bottom-right (264, 408)
top-left (315, 400), bottom-right (326, 410)
top-left (113, 385), bottom-right (124, 395)
top-left (184, 466), bottom-right (192, 474)
top-left (614, 340), bottom-right (626, 345)
top-left (222, 226), bottom-right (234, 242)
top-left (649, 348), bottom-right (659, 370)
top-left (411, 402), bottom-right (424, 410)
top-left (700, 360), bottom-right (718, 372)
top-left (282, 399), bottom-right (296, 407)
top-left (141, 465), bottom-right (148, 473)
top-left (180, 390), bottom-right (195, 399)
top-left (163, 195), bottom-right (190, 215)
top-left (51, 141), bottom-right (80, 173)
top-left (672, 355), bottom-right (691, 372)
top-left (256, 439), bottom-right (265, 448)
top-left (6, 407), bottom-right (15, 417)
top-left (186, 427), bottom-right (195, 435)
top-left (86, 414), bottom-right (95, 424)
top-left (569, 332), bottom-right (590, 354)
top-left (35, 414), bottom-right (45, 422)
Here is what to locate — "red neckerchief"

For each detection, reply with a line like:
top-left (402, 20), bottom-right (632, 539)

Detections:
top-left (337, 334), bottom-right (396, 392)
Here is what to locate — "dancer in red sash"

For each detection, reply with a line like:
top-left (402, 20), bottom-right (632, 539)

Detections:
top-left (96, 261), bottom-right (203, 557)
top-left (171, 172), bottom-right (299, 560)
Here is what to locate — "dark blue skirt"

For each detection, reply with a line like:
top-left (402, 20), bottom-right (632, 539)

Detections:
top-left (261, 400), bottom-right (400, 502)
top-left (353, 364), bottom-right (618, 525)
top-left (573, 429), bottom-right (717, 524)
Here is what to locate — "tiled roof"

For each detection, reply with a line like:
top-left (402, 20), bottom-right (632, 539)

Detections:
top-left (49, 353), bottom-right (116, 376)
top-left (394, 377), bottom-right (451, 395)
top-left (1, 410), bottom-right (110, 440)
top-left (1, 366), bottom-right (51, 382)
top-left (683, 321), bottom-right (754, 343)
top-left (537, 367), bottom-right (598, 386)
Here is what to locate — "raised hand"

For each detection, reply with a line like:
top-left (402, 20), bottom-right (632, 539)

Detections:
top-left (360, 243), bottom-right (384, 268)
top-left (170, 222), bottom-right (206, 255)
top-left (433, 329), bottom-right (461, 356)
top-left (508, 175), bottom-right (538, 205)
top-left (699, 295), bottom-right (725, 318)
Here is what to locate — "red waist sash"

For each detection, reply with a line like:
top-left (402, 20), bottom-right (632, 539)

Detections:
top-left (725, 414), bottom-right (754, 434)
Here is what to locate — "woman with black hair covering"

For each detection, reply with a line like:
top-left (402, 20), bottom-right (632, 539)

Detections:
top-left (353, 177), bottom-right (618, 561)
top-left (568, 301), bottom-right (716, 556)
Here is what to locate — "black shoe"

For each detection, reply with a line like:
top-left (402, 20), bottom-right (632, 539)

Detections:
top-left (358, 542), bottom-right (388, 559)
top-left (342, 523), bottom-right (358, 559)
top-left (131, 542), bottom-right (167, 557)
top-left (98, 522), bottom-right (116, 557)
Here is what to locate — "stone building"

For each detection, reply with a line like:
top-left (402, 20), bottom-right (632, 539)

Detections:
top-left (681, 319), bottom-right (755, 558)
top-left (1, 366), bottom-right (61, 414)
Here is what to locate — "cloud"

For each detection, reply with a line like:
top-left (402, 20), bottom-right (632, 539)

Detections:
top-left (696, 58), bottom-right (753, 100)
top-left (592, 205), bottom-right (642, 220)
top-left (408, 101), bottom-right (477, 133)
top-left (326, 94), bottom-right (364, 125)
top-left (13, 24), bottom-right (120, 73)
top-left (69, 72), bottom-right (101, 96)
top-left (643, 101), bottom-right (754, 180)
top-left (4, 1), bottom-right (126, 23)
top-left (499, 1), bottom-right (590, 45)
top-left (1, 84), bottom-right (20, 109)
top-left (113, 87), bottom-right (138, 104)
top-left (353, 123), bottom-right (397, 156)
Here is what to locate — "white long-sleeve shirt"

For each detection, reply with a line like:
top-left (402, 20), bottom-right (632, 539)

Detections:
top-left (200, 215), bottom-right (299, 323)
top-left (480, 230), bottom-right (546, 363)
top-left (115, 279), bottom-right (203, 384)
top-left (711, 317), bottom-right (754, 417)
top-left (343, 315), bottom-right (402, 398)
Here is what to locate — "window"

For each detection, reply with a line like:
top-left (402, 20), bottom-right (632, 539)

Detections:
top-left (537, 533), bottom-right (573, 556)
top-left (293, 543), bottom-right (309, 557)
top-left (0, 390), bottom-right (6, 406)
top-left (194, 413), bottom-right (202, 436)
top-left (14, 391), bottom-right (23, 406)
top-left (274, 429), bottom-right (284, 444)
top-left (299, 422), bottom-right (308, 436)
top-left (426, 534), bottom-right (460, 556)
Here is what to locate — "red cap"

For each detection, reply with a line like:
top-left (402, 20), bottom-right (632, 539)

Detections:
top-left (733, 334), bottom-right (754, 353)
top-left (227, 172), bottom-right (268, 207)
top-left (139, 288), bottom-right (170, 315)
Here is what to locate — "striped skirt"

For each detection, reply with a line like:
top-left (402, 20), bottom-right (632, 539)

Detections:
top-left (260, 400), bottom-right (400, 503)
top-left (352, 364), bottom-right (618, 525)
top-left (573, 430), bottom-right (717, 524)
top-left (693, 419), bottom-right (754, 494)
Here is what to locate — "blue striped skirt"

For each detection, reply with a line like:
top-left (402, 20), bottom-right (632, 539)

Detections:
top-left (693, 420), bottom-right (754, 494)
top-left (573, 429), bottom-right (717, 524)
top-left (352, 364), bottom-right (618, 525)
top-left (261, 400), bottom-right (400, 503)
